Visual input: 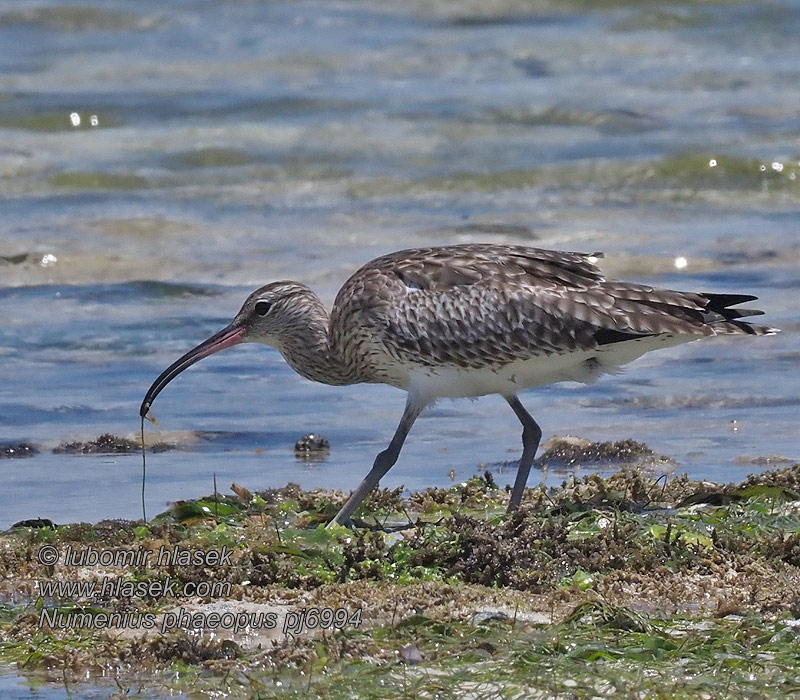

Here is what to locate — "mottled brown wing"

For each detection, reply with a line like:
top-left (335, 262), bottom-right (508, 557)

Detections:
top-left (333, 244), bottom-right (769, 370)
top-left (364, 243), bottom-right (606, 293)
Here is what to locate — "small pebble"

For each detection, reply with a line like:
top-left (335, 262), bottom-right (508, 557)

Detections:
top-left (399, 642), bottom-right (423, 665)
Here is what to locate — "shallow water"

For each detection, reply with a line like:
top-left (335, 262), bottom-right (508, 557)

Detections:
top-left (0, 670), bottom-right (186, 699)
top-left (1, 0), bottom-right (799, 556)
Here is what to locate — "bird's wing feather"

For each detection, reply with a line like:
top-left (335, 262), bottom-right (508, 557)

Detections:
top-left (332, 244), bottom-right (767, 371)
top-left (371, 244), bottom-right (606, 292)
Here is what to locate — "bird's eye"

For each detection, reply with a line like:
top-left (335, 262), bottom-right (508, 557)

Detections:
top-left (254, 300), bottom-right (271, 316)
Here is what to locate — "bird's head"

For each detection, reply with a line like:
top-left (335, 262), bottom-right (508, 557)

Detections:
top-left (139, 281), bottom-right (319, 418)
top-left (231, 281), bottom-right (324, 345)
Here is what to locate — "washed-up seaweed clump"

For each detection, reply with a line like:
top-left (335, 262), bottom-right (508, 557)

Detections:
top-left (0, 442), bottom-right (38, 458)
top-left (536, 436), bottom-right (654, 466)
top-left (293, 433), bottom-right (331, 460)
top-left (53, 433), bottom-right (175, 454)
top-left (54, 433), bottom-right (141, 454)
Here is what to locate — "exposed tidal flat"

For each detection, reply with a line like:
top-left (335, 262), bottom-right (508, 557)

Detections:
top-left (2, 458), bottom-right (800, 698)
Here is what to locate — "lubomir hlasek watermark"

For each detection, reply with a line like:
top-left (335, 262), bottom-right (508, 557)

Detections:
top-left (36, 543), bottom-right (231, 567)
top-left (35, 545), bottom-right (364, 636)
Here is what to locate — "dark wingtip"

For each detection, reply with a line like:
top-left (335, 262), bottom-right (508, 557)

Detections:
top-left (701, 292), bottom-right (773, 333)
top-left (702, 292), bottom-right (759, 308)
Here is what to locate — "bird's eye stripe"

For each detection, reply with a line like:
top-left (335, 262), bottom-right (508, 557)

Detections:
top-left (255, 300), bottom-right (271, 316)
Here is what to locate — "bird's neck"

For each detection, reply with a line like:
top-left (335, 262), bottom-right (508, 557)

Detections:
top-left (270, 292), bottom-right (359, 387)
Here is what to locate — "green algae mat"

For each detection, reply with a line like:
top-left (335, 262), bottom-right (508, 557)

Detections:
top-left (2, 459), bottom-right (800, 699)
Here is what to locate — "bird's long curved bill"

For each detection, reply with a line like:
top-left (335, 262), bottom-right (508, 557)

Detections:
top-left (139, 324), bottom-right (246, 418)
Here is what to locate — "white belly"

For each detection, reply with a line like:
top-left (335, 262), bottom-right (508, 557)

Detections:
top-left (406, 334), bottom-right (692, 401)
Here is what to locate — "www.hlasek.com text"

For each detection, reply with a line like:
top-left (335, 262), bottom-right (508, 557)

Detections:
top-left (37, 575), bottom-right (231, 600)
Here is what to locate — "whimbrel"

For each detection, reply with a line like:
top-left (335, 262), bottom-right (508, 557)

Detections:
top-left (140, 244), bottom-right (776, 526)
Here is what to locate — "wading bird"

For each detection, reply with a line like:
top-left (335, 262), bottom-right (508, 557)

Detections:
top-left (140, 244), bottom-right (775, 526)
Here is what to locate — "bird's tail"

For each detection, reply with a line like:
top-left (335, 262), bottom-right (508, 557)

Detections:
top-left (701, 293), bottom-right (779, 336)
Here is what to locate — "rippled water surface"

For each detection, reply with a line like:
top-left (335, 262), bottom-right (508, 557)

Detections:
top-left (2, 1), bottom-right (799, 541)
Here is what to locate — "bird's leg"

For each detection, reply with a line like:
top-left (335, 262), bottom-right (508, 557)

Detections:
top-left (328, 397), bottom-right (425, 528)
top-left (504, 395), bottom-right (542, 512)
